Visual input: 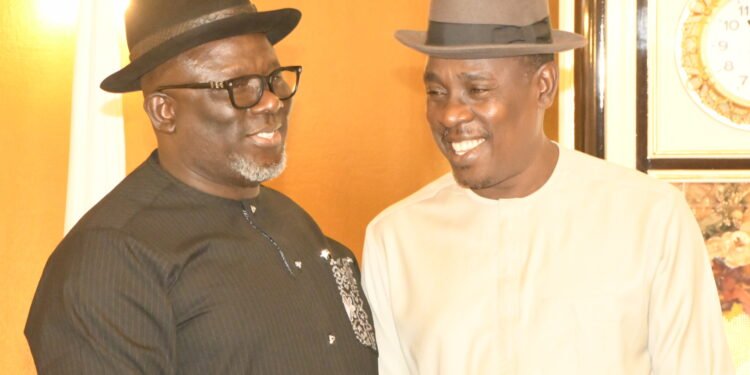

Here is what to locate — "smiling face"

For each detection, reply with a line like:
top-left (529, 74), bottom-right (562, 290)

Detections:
top-left (142, 33), bottom-right (291, 199)
top-left (423, 56), bottom-right (558, 199)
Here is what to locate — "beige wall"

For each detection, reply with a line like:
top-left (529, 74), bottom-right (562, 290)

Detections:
top-left (0, 0), bottom-right (560, 372)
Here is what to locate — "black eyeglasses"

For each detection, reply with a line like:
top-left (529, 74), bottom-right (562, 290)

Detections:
top-left (156, 65), bottom-right (302, 109)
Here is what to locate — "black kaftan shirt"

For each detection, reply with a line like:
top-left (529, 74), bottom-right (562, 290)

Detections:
top-left (25, 151), bottom-right (378, 374)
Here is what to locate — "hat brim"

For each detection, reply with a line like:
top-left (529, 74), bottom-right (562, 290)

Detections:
top-left (101, 8), bottom-right (301, 93)
top-left (395, 29), bottom-right (586, 59)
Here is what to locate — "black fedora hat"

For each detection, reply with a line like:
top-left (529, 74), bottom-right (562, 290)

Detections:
top-left (100, 0), bottom-right (301, 93)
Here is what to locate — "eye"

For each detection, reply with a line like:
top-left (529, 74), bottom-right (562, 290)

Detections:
top-left (425, 86), bottom-right (448, 98)
top-left (468, 86), bottom-right (493, 97)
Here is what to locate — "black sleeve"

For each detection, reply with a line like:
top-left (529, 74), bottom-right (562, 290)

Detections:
top-left (25, 229), bottom-right (176, 375)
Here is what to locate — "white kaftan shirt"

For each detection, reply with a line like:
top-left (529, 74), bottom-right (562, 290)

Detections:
top-left (362, 146), bottom-right (734, 375)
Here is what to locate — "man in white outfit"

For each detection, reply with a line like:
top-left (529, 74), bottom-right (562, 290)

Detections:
top-left (361, 0), bottom-right (735, 373)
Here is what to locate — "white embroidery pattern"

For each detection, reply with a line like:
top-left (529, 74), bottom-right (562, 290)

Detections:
top-left (328, 256), bottom-right (377, 351)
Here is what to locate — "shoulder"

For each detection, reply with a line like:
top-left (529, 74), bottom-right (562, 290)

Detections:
top-left (69, 157), bottom-right (177, 234)
top-left (30, 228), bottom-right (170, 318)
top-left (557, 147), bottom-right (684, 204)
top-left (49, 228), bottom-right (165, 286)
top-left (368, 173), bottom-right (456, 227)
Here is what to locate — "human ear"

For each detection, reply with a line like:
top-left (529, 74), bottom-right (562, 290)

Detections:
top-left (143, 93), bottom-right (177, 134)
top-left (536, 62), bottom-right (559, 109)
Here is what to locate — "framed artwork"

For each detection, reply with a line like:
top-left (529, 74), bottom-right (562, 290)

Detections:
top-left (651, 170), bottom-right (750, 371)
top-left (636, 0), bottom-right (750, 170)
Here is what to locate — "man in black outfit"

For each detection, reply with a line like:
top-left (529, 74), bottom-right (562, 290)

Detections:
top-left (25, 0), bottom-right (378, 373)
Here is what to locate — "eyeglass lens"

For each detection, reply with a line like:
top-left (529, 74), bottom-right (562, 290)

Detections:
top-left (231, 69), bottom-right (298, 108)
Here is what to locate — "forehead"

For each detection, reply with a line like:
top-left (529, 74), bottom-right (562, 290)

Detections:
top-left (179, 33), bottom-right (280, 77)
top-left (423, 56), bottom-right (525, 82)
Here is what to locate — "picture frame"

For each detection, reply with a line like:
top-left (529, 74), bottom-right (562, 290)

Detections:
top-left (650, 169), bottom-right (750, 370)
top-left (636, 0), bottom-right (750, 171)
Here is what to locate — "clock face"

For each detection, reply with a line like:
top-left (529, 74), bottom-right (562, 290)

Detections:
top-left (702, 0), bottom-right (750, 107)
top-left (678, 0), bottom-right (750, 129)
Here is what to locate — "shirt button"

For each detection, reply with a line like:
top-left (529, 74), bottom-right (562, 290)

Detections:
top-left (294, 261), bottom-right (302, 269)
top-left (328, 334), bottom-right (336, 345)
top-left (250, 205), bottom-right (257, 214)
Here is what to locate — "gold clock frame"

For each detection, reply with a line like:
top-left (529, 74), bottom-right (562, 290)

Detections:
top-left (678, 0), bottom-right (750, 127)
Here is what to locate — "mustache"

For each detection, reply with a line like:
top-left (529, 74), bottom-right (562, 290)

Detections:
top-left (441, 126), bottom-right (488, 140)
top-left (247, 115), bottom-right (287, 134)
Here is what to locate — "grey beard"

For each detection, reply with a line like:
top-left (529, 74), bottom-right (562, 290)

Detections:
top-left (229, 150), bottom-right (287, 183)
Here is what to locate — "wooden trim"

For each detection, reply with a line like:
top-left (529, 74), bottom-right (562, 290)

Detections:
top-left (636, 0), bottom-right (649, 172)
top-left (574, 0), bottom-right (606, 158)
top-left (649, 159), bottom-right (750, 170)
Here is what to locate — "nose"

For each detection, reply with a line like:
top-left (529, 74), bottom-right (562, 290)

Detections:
top-left (250, 89), bottom-right (284, 114)
top-left (439, 96), bottom-right (473, 128)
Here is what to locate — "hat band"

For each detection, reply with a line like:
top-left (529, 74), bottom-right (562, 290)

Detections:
top-left (130, 4), bottom-right (258, 60)
top-left (426, 17), bottom-right (552, 46)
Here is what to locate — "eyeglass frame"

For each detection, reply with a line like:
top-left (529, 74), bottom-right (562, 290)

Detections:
top-left (155, 65), bottom-right (302, 110)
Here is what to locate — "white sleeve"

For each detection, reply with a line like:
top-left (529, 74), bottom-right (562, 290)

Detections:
top-left (648, 193), bottom-right (735, 374)
top-left (362, 224), bottom-right (412, 375)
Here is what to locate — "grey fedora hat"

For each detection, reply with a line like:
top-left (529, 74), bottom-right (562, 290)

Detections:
top-left (396, 0), bottom-right (586, 58)
top-left (101, 0), bottom-right (300, 93)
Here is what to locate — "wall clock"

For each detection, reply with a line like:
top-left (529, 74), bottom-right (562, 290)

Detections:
top-left (677, 0), bottom-right (750, 129)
